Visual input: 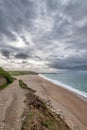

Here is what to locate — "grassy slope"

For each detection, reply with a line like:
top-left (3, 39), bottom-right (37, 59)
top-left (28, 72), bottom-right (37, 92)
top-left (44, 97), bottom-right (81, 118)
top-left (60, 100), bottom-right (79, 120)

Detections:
top-left (0, 67), bottom-right (13, 89)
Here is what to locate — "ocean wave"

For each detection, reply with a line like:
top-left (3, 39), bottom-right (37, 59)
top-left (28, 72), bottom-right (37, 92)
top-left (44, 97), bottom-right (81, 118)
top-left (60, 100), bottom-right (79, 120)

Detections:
top-left (39, 74), bottom-right (87, 98)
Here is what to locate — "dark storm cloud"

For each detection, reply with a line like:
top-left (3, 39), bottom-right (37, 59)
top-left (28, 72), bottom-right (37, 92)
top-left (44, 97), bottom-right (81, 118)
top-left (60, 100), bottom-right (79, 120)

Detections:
top-left (50, 62), bottom-right (87, 70)
top-left (15, 53), bottom-right (29, 59)
top-left (0, 0), bottom-right (87, 71)
top-left (49, 54), bottom-right (87, 70)
top-left (0, 49), bottom-right (10, 58)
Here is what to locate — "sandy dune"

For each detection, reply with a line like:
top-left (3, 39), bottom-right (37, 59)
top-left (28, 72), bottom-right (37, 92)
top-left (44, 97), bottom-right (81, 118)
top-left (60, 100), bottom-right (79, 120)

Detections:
top-left (0, 80), bottom-right (26, 130)
top-left (17, 75), bottom-right (87, 130)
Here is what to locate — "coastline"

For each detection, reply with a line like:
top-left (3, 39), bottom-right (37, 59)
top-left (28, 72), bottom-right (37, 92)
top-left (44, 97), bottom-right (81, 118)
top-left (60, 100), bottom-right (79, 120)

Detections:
top-left (16, 75), bottom-right (87, 130)
top-left (39, 74), bottom-right (87, 102)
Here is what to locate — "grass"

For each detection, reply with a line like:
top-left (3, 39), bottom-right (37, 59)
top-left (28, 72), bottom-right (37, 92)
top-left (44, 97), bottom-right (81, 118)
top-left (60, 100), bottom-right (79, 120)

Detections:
top-left (0, 67), bottom-right (13, 83)
top-left (41, 121), bottom-right (48, 127)
top-left (9, 71), bottom-right (38, 76)
top-left (41, 120), bottom-right (56, 128)
top-left (19, 79), bottom-right (28, 89)
top-left (0, 67), bottom-right (13, 90)
top-left (19, 79), bottom-right (36, 93)
top-left (29, 112), bottom-right (34, 118)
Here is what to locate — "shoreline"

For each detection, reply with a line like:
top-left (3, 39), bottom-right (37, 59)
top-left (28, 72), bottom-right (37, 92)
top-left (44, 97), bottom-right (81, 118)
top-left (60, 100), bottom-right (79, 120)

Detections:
top-left (39, 74), bottom-right (87, 102)
top-left (16, 75), bottom-right (87, 130)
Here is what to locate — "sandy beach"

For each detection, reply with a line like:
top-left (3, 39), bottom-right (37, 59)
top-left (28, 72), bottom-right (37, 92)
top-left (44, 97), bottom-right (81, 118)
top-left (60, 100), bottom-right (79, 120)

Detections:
top-left (17, 75), bottom-right (87, 130)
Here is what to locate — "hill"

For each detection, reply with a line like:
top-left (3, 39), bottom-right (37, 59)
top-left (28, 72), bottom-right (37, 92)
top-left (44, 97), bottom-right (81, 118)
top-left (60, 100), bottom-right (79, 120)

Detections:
top-left (9, 70), bottom-right (38, 76)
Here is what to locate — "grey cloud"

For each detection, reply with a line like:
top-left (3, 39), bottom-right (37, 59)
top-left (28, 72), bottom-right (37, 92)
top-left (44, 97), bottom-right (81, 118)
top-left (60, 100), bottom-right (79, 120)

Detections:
top-left (0, 0), bottom-right (87, 71)
top-left (47, 1), bottom-right (87, 52)
top-left (15, 53), bottom-right (29, 59)
top-left (0, 0), bottom-right (36, 40)
top-left (21, 36), bottom-right (30, 45)
top-left (50, 62), bottom-right (87, 70)
top-left (64, 1), bottom-right (87, 19)
top-left (49, 54), bottom-right (87, 70)
top-left (0, 9), bottom-right (16, 41)
top-left (0, 43), bottom-right (22, 53)
top-left (1, 49), bottom-right (10, 58)
top-left (46, 0), bottom-right (59, 11)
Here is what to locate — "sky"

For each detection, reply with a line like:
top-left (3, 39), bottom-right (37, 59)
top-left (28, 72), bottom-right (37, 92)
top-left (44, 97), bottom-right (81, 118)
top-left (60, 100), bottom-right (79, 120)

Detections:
top-left (0, 0), bottom-right (87, 72)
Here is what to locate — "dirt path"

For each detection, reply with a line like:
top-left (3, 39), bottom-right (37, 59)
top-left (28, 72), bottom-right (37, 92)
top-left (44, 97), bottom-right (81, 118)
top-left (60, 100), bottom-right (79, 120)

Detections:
top-left (0, 76), bottom-right (7, 86)
top-left (0, 80), bottom-right (26, 130)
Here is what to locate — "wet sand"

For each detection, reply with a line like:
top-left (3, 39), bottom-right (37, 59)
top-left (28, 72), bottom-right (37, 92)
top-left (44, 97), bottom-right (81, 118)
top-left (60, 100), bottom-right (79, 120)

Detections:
top-left (17, 75), bottom-right (87, 130)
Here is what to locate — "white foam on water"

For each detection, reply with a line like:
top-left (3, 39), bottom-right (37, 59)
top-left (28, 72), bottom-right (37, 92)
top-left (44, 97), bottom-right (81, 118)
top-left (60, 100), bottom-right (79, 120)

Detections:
top-left (39, 74), bottom-right (87, 99)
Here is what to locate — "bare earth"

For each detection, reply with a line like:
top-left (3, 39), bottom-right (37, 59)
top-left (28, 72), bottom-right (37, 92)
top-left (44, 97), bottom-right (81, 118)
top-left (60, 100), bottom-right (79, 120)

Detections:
top-left (17, 75), bottom-right (87, 130)
top-left (0, 80), bottom-right (26, 130)
top-left (0, 76), bottom-right (7, 86)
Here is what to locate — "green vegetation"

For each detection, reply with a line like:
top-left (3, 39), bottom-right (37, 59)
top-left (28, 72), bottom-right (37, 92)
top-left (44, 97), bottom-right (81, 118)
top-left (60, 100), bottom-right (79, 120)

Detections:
top-left (29, 112), bottom-right (34, 117)
top-left (0, 67), bottom-right (13, 83)
top-left (41, 120), bottom-right (55, 128)
top-left (41, 121), bottom-right (48, 127)
top-left (9, 71), bottom-right (38, 76)
top-left (19, 80), bottom-right (36, 93)
top-left (19, 79), bottom-right (28, 89)
top-left (0, 67), bottom-right (13, 90)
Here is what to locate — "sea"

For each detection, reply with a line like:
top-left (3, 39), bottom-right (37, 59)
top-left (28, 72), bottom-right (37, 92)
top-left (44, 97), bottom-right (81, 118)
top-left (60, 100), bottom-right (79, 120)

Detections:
top-left (40, 71), bottom-right (87, 98)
